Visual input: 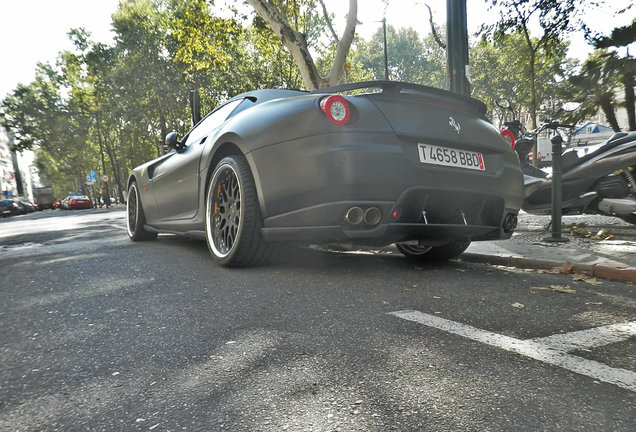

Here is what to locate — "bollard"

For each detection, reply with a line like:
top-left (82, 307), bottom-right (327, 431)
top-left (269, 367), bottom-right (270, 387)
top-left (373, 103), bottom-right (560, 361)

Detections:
top-left (544, 134), bottom-right (569, 243)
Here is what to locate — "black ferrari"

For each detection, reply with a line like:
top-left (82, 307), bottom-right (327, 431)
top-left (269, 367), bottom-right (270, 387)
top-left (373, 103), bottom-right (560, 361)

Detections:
top-left (126, 81), bottom-right (523, 267)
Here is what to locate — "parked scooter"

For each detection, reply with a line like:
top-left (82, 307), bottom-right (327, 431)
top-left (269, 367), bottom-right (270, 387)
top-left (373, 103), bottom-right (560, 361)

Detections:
top-left (497, 100), bottom-right (636, 224)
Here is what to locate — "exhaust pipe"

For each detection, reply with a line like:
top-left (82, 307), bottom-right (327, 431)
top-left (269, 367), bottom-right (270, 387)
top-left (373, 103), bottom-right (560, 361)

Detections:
top-left (364, 207), bottom-right (381, 225)
top-left (345, 207), bottom-right (364, 225)
top-left (503, 214), bottom-right (518, 232)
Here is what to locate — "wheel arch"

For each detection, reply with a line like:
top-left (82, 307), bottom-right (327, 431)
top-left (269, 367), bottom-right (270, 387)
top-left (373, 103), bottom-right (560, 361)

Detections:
top-left (204, 141), bottom-right (244, 198)
top-left (203, 137), bottom-right (269, 219)
top-left (126, 174), bottom-right (138, 191)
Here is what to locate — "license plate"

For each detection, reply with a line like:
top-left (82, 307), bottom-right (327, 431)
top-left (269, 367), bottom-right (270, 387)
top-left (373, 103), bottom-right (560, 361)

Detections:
top-left (417, 143), bottom-right (485, 171)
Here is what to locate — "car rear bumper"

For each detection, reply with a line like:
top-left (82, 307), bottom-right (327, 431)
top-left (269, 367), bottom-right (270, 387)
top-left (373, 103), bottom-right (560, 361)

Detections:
top-left (260, 193), bottom-right (518, 246)
top-left (251, 132), bottom-right (522, 245)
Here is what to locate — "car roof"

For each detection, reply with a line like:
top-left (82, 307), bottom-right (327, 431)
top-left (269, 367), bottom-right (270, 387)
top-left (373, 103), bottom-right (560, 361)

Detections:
top-left (229, 89), bottom-right (308, 106)
top-left (227, 81), bottom-right (486, 114)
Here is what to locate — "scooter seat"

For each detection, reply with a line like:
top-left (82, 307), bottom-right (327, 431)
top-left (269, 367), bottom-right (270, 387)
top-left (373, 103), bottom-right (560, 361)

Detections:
top-left (566, 132), bottom-right (633, 170)
top-left (561, 150), bottom-right (580, 171)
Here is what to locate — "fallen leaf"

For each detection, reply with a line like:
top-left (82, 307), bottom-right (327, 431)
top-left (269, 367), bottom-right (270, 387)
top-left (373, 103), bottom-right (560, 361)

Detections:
top-left (550, 262), bottom-right (574, 275)
top-left (530, 286), bottom-right (550, 291)
top-left (550, 285), bottom-right (576, 294)
top-left (432, 296), bottom-right (442, 300)
top-left (585, 302), bottom-right (603, 306)
top-left (510, 302), bottom-right (525, 309)
top-left (382, 301), bottom-right (390, 305)
top-left (582, 277), bottom-right (602, 285)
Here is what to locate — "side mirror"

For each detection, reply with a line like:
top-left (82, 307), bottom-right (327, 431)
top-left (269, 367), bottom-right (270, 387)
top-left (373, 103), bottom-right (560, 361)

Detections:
top-left (561, 102), bottom-right (581, 112)
top-left (165, 132), bottom-right (180, 150)
top-left (495, 99), bottom-right (510, 109)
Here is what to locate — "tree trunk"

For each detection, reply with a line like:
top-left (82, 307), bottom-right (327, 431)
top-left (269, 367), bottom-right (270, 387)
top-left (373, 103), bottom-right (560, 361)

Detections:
top-left (247, 0), bottom-right (357, 90)
top-left (623, 71), bottom-right (635, 131)
top-left (600, 93), bottom-right (621, 132)
top-left (528, 49), bottom-right (539, 167)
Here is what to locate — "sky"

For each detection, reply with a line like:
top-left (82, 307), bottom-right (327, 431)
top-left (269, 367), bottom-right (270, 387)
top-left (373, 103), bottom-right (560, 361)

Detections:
top-left (0, 0), bottom-right (634, 100)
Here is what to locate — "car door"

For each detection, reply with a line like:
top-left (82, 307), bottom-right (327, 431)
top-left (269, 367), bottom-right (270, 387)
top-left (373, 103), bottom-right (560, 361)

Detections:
top-left (151, 99), bottom-right (244, 221)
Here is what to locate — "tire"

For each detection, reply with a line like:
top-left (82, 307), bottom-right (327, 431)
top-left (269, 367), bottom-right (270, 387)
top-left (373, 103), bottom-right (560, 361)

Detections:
top-left (619, 214), bottom-right (636, 225)
top-left (396, 239), bottom-right (471, 262)
top-left (205, 155), bottom-right (276, 267)
top-left (126, 181), bottom-right (158, 241)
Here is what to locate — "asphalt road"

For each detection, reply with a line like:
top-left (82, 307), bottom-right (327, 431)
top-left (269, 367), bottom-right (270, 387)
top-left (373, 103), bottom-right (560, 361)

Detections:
top-left (1, 208), bottom-right (634, 431)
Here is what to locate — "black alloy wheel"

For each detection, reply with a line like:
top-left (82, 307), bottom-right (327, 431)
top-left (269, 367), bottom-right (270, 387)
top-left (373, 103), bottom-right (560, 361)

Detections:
top-left (126, 181), bottom-right (157, 241)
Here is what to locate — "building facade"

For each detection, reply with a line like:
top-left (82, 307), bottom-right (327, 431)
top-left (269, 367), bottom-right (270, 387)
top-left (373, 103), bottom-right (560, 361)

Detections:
top-left (0, 127), bottom-right (38, 201)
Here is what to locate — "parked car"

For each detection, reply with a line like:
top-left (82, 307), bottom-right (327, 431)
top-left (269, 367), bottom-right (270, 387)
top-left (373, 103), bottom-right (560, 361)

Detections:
top-left (61, 195), bottom-right (92, 210)
top-left (126, 81), bottom-right (523, 267)
top-left (16, 198), bottom-right (36, 212)
top-left (0, 200), bottom-right (19, 217)
top-left (0, 199), bottom-right (27, 216)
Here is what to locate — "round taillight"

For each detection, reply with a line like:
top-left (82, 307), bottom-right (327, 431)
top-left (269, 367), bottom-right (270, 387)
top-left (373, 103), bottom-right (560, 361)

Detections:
top-left (320, 95), bottom-right (350, 125)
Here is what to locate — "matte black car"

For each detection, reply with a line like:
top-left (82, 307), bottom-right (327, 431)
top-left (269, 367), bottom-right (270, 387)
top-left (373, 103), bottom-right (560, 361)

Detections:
top-left (127, 81), bottom-right (523, 267)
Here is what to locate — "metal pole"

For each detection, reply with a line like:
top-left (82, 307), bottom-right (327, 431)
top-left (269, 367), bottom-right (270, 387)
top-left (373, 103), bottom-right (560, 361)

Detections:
top-left (544, 134), bottom-right (569, 242)
top-left (446, 0), bottom-right (470, 96)
top-left (382, 18), bottom-right (389, 80)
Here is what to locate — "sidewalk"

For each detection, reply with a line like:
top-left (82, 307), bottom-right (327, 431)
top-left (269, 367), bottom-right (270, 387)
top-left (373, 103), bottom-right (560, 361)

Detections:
top-left (463, 212), bottom-right (636, 283)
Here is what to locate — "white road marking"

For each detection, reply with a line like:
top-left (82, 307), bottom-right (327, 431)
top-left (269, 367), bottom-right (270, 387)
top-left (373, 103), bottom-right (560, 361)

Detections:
top-left (532, 321), bottom-right (636, 352)
top-left (389, 310), bottom-right (636, 392)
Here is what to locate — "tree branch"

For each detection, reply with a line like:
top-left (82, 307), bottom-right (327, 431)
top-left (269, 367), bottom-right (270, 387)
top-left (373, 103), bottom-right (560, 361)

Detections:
top-left (326, 0), bottom-right (357, 86)
top-left (318, 0), bottom-right (339, 44)
top-left (246, 0), bottom-right (324, 89)
top-left (247, 0), bottom-right (357, 90)
top-left (425, 3), bottom-right (446, 50)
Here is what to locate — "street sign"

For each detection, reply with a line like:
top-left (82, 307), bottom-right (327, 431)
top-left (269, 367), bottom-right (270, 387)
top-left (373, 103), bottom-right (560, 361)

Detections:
top-left (101, 174), bottom-right (110, 183)
top-left (89, 170), bottom-right (97, 179)
top-left (86, 177), bottom-right (96, 185)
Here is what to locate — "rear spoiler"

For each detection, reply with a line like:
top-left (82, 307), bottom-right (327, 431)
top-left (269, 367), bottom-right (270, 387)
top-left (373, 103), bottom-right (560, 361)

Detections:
top-left (311, 80), bottom-right (487, 116)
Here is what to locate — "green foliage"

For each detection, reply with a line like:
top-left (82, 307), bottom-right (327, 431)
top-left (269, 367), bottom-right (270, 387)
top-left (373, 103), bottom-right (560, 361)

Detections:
top-left (560, 50), bottom-right (624, 132)
top-left (471, 31), bottom-right (572, 124)
top-left (2, 0), bottom-right (632, 196)
top-left (351, 25), bottom-right (445, 87)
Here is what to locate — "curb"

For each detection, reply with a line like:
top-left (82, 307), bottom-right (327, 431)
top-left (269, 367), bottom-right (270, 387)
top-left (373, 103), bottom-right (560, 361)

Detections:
top-left (592, 265), bottom-right (636, 283)
top-left (460, 253), bottom-right (636, 284)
